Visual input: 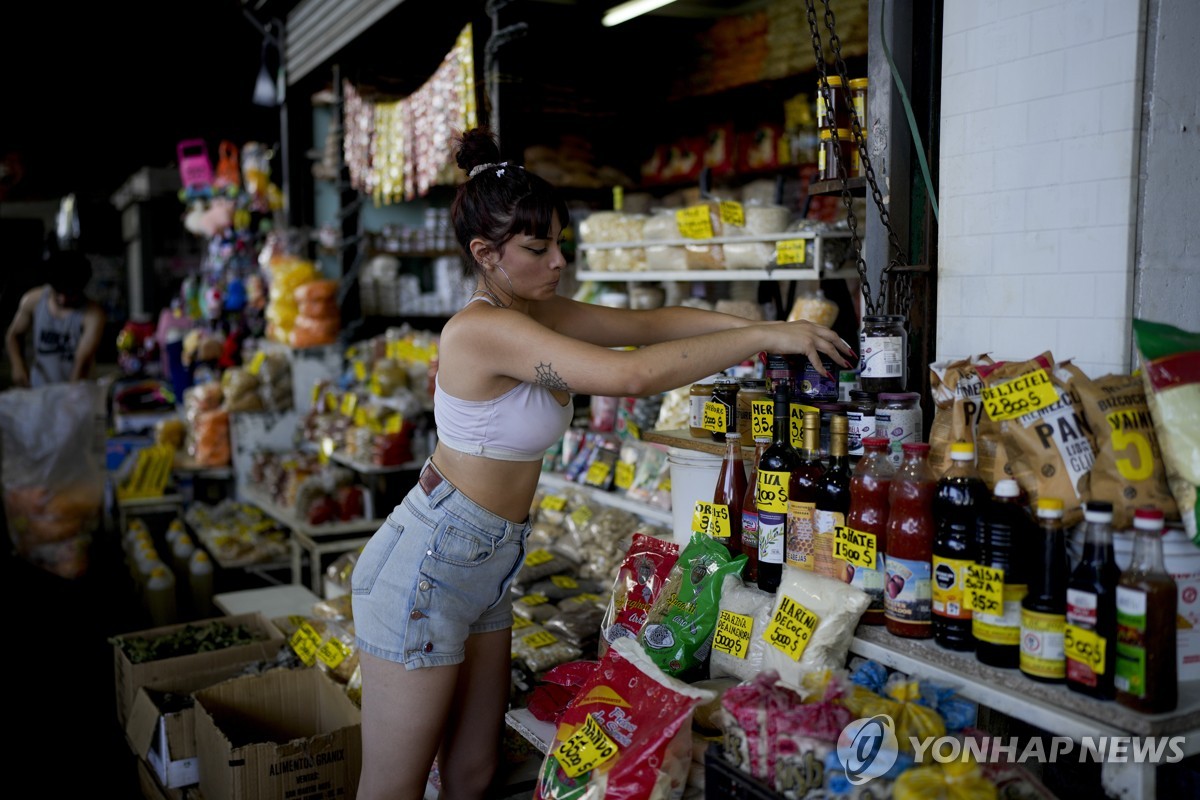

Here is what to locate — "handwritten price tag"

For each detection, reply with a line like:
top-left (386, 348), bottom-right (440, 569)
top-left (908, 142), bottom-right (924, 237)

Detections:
top-left (615, 461), bottom-right (635, 490)
top-left (540, 495), bottom-right (567, 512)
top-left (702, 401), bottom-right (727, 434)
top-left (752, 399), bottom-right (773, 438)
top-left (289, 623), bottom-right (324, 666)
top-left (776, 239), bottom-right (808, 266)
top-left (585, 461), bottom-right (612, 487)
top-left (966, 565), bottom-right (1005, 615)
top-left (713, 610), bottom-right (754, 659)
top-left (1065, 624), bottom-right (1107, 674)
top-left (789, 402), bottom-right (818, 449)
top-left (554, 713), bottom-right (620, 779)
top-left (834, 526), bottom-right (877, 569)
top-left (982, 368), bottom-right (1060, 421)
top-left (720, 200), bottom-right (745, 227)
top-left (757, 470), bottom-right (789, 513)
top-left (525, 549), bottom-right (555, 567)
top-left (676, 205), bottom-right (714, 239)
top-left (764, 595), bottom-right (820, 661)
top-left (693, 501), bottom-right (732, 538)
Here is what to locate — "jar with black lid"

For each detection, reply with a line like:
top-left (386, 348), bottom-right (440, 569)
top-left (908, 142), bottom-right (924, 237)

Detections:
top-left (846, 389), bottom-right (878, 457)
top-left (858, 314), bottom-right (908, 393)
top-left (709, 378), bottom-right (741, 441)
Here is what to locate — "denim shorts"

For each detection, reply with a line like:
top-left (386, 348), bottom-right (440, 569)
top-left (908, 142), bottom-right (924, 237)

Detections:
top-left (352, 461), bottom-right (529, 669)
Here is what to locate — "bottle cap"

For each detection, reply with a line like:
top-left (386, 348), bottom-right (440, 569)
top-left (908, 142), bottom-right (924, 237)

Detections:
top-left (950, 441), bottom-right (975, 460)
top-left (1133, 506), bottom-right (1165, 531)
top-left (831, 414), bottom-right (848, 432)
top-left (1084, 500), bottom-right (1114, 523)
top-left (725, 431), bottom-right (742, 442)
top-left (861, 437), bottom-right (889, 448)
top-left (901, 442), bottom-right (930, 454)
top-left (1036, 497), bottom-right (1064, 518)
top-left (994, 479), bottom-right (1020, 498)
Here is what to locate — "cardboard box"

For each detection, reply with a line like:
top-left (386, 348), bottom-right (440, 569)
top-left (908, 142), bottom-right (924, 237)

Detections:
top-left (194, 667), bottom-right (362, 800)
top-left (125, 662), bottom-right (267, 789)
top-left (113, 612), bottom-right (286, 729)
top-left (137, 755), bottom-right (188, 800)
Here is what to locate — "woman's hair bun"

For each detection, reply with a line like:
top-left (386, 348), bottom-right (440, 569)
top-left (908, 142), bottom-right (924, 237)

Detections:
top-left (455, 127), bottom-right (503, 173)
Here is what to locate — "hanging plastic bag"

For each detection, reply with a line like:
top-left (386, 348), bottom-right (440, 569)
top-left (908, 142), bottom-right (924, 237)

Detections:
top-left (0, 382), bottom-right (103, 579)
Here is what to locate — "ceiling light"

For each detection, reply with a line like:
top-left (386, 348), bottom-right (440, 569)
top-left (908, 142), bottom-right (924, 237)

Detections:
top-left (602, 0), bottom-right (679, 27)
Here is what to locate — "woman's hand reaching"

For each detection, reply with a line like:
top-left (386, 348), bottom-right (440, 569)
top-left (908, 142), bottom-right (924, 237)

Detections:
top-left (762, 319), bottom-right (856, 378)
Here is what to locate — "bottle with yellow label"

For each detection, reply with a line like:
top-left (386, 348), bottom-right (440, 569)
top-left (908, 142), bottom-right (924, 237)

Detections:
top-left (973, 479), bottom-right (1032, 668)
top-left (1066, 501), bottom-right (1120, 699)
top-left (932, 442), bottom-right (987, 652)
top-left (1021, 498), bottom-right (1068, 683)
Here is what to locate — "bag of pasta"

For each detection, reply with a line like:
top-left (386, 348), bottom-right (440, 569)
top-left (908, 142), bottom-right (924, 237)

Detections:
top-left (928, 354), bottom-right (994, 477)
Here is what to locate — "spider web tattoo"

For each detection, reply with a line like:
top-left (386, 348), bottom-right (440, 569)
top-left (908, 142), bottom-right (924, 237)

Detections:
top-left (534, 362), bottom-right (570, 392)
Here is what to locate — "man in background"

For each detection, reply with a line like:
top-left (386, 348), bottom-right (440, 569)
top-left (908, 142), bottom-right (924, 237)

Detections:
top-left (5, 250), bottom-right (106, 386)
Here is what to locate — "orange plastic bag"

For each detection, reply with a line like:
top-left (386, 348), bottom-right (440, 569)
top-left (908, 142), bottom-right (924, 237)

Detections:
top-left (294, 278), bottom-right (339, 304)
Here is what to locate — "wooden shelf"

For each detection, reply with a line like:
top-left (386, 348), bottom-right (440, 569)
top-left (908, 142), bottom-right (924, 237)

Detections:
top-left (809, 176), bottom-right (866, 196)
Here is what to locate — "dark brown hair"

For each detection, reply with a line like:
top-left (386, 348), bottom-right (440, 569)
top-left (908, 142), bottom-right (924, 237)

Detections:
top-left (450, 127), bottom-right (569, 276)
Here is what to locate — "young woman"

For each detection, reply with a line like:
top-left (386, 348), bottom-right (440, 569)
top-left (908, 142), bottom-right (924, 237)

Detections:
top-left (351, 127), bottom-right (854, 799)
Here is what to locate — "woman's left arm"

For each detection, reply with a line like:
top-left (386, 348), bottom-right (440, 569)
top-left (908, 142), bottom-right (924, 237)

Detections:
top-left (533, 296), bottom-right (761, 347)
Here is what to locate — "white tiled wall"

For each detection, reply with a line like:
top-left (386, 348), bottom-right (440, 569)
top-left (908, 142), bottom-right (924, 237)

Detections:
top-left (937, 0), bottom-right (1146, 378)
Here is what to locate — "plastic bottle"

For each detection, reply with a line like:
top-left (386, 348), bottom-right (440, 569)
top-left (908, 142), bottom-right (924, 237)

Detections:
top-left (814, 415), bottom-right (853, 580)
top-left (1066, 501), bottom-right (1120, 700)
top-left (1021, 498), bottom-right (1069, 683)
top-left (741, 436), bottom-right (771, 584)
top-left (1116, 506), bottom-right (1178, 713)
top-left (845, 436), bottom-right (893, 624)
top-left (757, 385), bottom-right (799, 594)
top-left (972, 479), bottom-right (1033, 668)
top-left (171, 533), bottom-right (196, 583)
top-left (165, 518), bottom-right (187, 548)
top-left (144, 564), bottom-right (177, 627)
top-left (932, 441), bottom-right (989, 652)
top-left (711, 432), bottom-right (746, 560)
top-left (786, 410), bottom-right (825, 572)
top-left (189, 550), bottom-right (216, 620)
top-left (884, 442), bottom-right (936, 638)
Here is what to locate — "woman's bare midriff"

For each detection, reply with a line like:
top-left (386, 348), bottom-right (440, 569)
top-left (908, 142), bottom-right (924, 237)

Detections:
top-left (429, 444), bottom-right (544, 523)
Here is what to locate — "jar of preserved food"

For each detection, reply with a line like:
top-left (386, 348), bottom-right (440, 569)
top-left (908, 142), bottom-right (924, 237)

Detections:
top-left (858, 314), bottom-right (907, 393)
top-left (846, 389), bottom-right (878, 457)
top-left (709, 378), bottom-right (741, 441)
top-left (815, 75), bottom-right (848, 130)
top-left (689, 379), bottom-right (717, 437)
top-left (796, 354), bottom-right (839, 403)
top-left (818, 128), bottom-right (858, 182)
top-left (849, 77), bottom-right (869, 126)
top-left (876, 392), bottom-right (923, 468)
top-left (765, 353), bottom-right (797, 395)
top-left (737, 379), bottom-right (769, 439)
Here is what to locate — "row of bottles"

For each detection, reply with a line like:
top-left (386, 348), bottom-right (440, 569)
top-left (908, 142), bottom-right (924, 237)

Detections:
top-left (122, 518), bottom-right (215, 626)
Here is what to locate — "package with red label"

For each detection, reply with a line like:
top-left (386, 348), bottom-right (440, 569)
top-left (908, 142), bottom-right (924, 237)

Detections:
top-left (598, 533), bottom-right (680, 658)
top-left (533, 637), bottom-right (714, 800)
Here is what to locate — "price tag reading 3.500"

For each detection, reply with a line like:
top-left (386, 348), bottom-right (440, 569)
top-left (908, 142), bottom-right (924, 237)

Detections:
top-left (554, 713), bottom-right (620, 779)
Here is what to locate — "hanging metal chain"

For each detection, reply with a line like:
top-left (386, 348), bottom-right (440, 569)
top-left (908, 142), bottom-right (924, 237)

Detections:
top-left (804, 0), bottom-right (913, 319)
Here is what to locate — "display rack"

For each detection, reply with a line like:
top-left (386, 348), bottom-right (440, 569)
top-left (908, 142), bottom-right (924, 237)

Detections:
top-left (538, 471), bottom-right (672, 526)
top-left (240, 487), bottom-right (380, 593)
top-left (328, 450), bottom-right (422, 475)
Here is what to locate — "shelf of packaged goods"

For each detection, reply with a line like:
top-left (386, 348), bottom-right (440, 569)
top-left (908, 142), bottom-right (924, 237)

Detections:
top-left (240, 487), bottom-right (381, 593)
top-left (327, 450), bottom-right (423, 475)
top-left (577, 231), bottom-right (849, 251)
top-left (574, 267), bottom-right (859, 283)
top-left (538, 471), bottom-right (672, 526)
top-left (505, 707), bottom-right (557, 755)
top-left (849, 624), bottom-right (1200, 800)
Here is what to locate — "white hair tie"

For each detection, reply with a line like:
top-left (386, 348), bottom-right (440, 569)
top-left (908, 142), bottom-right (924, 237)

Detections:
top-left (468, 161), bottom-right (508, 178)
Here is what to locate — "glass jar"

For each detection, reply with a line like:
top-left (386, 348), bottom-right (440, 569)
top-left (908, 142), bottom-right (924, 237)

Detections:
top-left (846, 389), bottom-right (878, 458)
top-left (849, 77), bottom-right (869, 126)
top-left (796, 354), bottom-right (840, 403)
top-left (876, 392), bottom-right (923, 468)
top-left (818, 128), bottom-right (858, 182)
top-left (813, 401), bottom-right (848, 458)
top-left (815, 75), bottom-right (848, 130)
top-left (765, 353), bottom-right (796, 396)
top-left (689, 380), bottom-right (716, 438)
top-left (737, 379), bottom-right (769, 439)
top-left (710, 378), bottom-right (741, 441)
top-left (858, 314), bottom-right (908, 393)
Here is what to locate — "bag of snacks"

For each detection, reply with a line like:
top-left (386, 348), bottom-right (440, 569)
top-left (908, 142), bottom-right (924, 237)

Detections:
top-left (599, 533), bottom-right (680, 657)
top-left (928, 354), bottom-right (994, 477)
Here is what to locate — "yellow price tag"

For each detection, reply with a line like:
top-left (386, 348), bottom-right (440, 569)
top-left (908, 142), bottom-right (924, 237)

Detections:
top-left (981, 368), bottom-right (1060, 421)
top-left (764, 595), bottom-right (820, 661)
top-left (523, 630), bottom-right (559, 648)
top-left (353, 361), bottom-right (367, 382)
top-left (511, 616), bottom-right (533, 630)
top-left (325, 392), bottom-right (339, 413)
top-left (525, 549), bottom-right (555, 567)
top-left (289, 623), bottom-right (323, 666)
top-left (751, 399), bottom-right (773, 438)
top-left (756, 470), bottom-right (789, 513)
top-left (585, 461), bottom-right (612, 486)
top-left (615, 461), bottom-right (635, 490)
top-left (713, 610), bottom-right (754, 659)
top-left (554, 713), bottom-right (620, 779)
top-left (570, 506), bottom-right (593, 528)
top-left (612, 185), bottom-right (624, 212)
top-left (316, 637), bottom-right (351, 670)
top-left (676, 205), bottom-right (714, 239)
top-left (551, 575), bottom-right (579, 589)
top-left (834, 526), bottom-right (877, 569)
top-left (247, 351), bottom-right (266, 375)
top-left (341, 393), bottom-right (358, 417)
top-left (719, 200), bottom-right (745, 228)
top-left (520, 593), bottom-right (550, 606)
top-left (966, 564), bottom-right (1006, 616)
top-left (625, 420), bottom-right (641, 440)
top-left (540, 495), bottom-right (567, 512)
top-left (384, 415), bottom-right (403, 434)
top-left (354, 408), bottom-right (367, 428)
top-left (789, 402), bottom-right (817, 448)
top-left (1065, 624), bottom-right (1107, 674)
top-left (702, 401), bottom-right (727, 434)
top-left (776, 239), bottom-right (808, 265)
top-left (706, 502), bottom-right (734, 538)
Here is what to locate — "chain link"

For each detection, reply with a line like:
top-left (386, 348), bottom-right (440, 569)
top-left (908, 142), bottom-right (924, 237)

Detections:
top-left (804, 0), bottom-right (913, 321)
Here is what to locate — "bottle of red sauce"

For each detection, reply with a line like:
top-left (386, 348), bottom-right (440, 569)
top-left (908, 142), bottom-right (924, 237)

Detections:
top-left (884, 442), bottom-right (936, 639)
top-left (740, 436), bottom-right (772, 583)
top-left (844, 436), bottom-right (894, 624)
top-left (712, 431), bottom-right (747, 560)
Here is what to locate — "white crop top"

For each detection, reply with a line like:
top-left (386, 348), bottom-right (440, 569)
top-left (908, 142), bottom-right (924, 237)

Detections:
top-left (434, 374), bottom-right (574, 462)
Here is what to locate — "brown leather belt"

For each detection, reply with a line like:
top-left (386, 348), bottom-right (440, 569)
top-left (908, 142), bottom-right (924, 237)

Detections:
top-left (418, 463), bottom-right (444, 496)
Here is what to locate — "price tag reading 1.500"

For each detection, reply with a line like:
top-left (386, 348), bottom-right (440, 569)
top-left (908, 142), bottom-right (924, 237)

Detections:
top-left (554, 714), bottom-right (620, 779)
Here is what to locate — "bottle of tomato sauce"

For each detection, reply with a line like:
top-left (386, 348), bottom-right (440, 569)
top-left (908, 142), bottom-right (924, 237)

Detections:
top-left (884, 442), bottom-right (937, 639)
